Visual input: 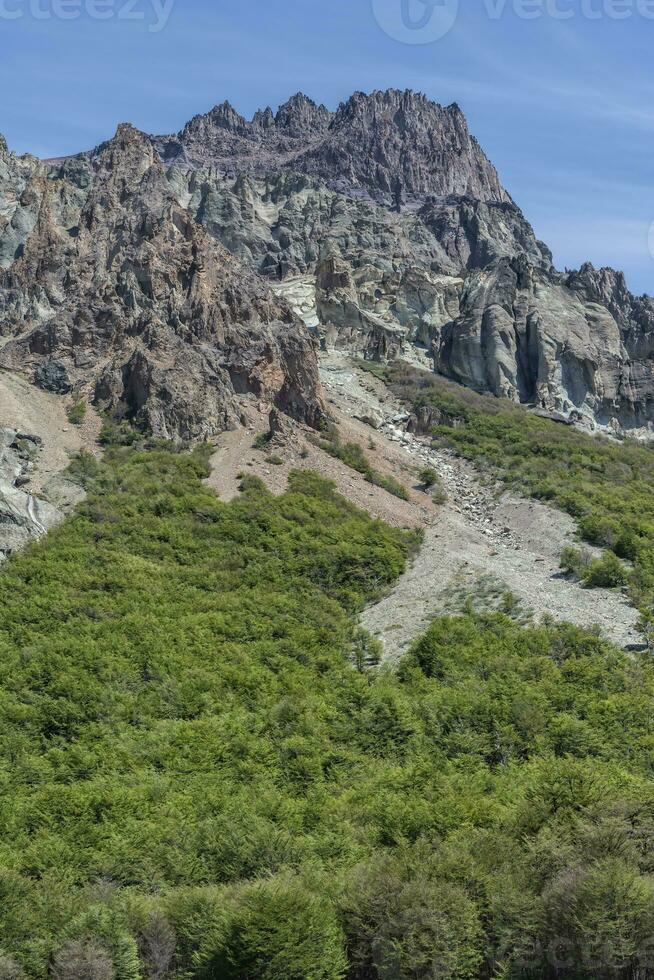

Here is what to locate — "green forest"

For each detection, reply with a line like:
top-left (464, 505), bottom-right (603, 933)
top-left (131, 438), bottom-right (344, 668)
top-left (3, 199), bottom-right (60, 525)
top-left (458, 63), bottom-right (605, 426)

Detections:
top-left (1, 431), bottom-right (654, 978)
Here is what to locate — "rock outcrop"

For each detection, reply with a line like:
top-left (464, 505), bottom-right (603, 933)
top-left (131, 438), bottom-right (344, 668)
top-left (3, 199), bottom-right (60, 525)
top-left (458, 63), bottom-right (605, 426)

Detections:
top-left (151, 88), bottom-right (652, 436)
top-left (156, 89), bottom-right (510, 208)
top-left (435, 257), bottom-right (654, 430)
top-left (0, 427), bottom-right (62, 558)
top-left (0, 125), bottom-right (324, 441)
top-left (1, 87), bottom-right (653, 440)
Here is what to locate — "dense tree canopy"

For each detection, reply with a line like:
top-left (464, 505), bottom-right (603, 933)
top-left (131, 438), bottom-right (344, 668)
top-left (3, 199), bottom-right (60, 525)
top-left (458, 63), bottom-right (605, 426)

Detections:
top-left (1, 440), bottom-right (654, 978)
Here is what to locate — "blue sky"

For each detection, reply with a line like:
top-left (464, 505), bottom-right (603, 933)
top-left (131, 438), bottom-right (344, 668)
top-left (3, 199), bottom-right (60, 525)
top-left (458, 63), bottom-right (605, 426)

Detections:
top-left (1, 0), bottom-right (652, 294)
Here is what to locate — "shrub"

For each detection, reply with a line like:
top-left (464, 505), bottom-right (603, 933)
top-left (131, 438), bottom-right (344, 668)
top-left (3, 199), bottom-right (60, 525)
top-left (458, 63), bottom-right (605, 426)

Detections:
top-left (370, 471), bottom-right (410, 501)
top-left (560, 546), bottom-right (592, 578)
top-left (584, 551), bottom-right (629, 589)
top-left (341, 857), bottom-right (482, 980)
top-left (66, 451), bottom-right (105, 490)
top-left (253, 432), bottom-right (272, 449)
top-left (66, 400), bottom-right (87, 426)
top-left (418, 467), bottom-right (439, 489)
top-left (315, 432), bottom-right (410, 500)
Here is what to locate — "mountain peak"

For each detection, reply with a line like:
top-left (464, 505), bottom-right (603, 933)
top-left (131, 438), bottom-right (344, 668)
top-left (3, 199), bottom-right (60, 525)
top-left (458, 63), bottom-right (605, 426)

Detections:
top-left (295, 87), bottom-right (507, 204)
top-left (274, 92), bottom-right (332, 137)
top-left (159, 87), bottom-right (508, 206)
top-left (182, 100), bottom-right (249, 140)
top-left (113, 122), bottom-right (150, 144)
top-left (92, 123), bottom-right (159, 187)
top-left (278, 91), bottom-right (317, 111)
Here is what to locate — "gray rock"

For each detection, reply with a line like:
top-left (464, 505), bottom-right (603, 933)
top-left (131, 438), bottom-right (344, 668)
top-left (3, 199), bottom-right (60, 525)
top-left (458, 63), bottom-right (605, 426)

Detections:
top-left (155, 89), bottom-right (509, 208)
top-left (35, 359), bottom-right (72, 394)
top-left (1, 87), bottom-right (653, 440)
top-left (0, 124), bottom-right (325, 442)
top-left (355, 409), bottom-right (383, 430)
top-left (150, 89), bottom-right (653, 434)
top-left (0, 427), bottom-right (62, 558)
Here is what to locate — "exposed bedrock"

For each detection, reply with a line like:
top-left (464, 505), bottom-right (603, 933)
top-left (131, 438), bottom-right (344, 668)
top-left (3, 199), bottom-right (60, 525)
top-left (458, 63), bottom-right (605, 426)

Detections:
top-left (1, 87), bottom-right (653, 438)
top-left (0, 427), bottom-right (62, 559)
top-left (0, 125), bottom-right (325, 441)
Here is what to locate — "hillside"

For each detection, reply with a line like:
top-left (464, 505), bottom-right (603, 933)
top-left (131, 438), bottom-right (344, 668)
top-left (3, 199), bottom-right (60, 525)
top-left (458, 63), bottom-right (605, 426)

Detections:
top-left (0, 436), bottom-right (654, 979)
top-left (2, 87), bottom-right (654, 979)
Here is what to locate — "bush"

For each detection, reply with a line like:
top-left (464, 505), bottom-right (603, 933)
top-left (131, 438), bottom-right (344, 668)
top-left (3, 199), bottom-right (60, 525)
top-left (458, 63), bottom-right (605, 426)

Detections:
top-left (369, 470), bottom-right (410, 501)
top-left (253, 432), bottom-right (272, 449)
top-left (341, 854), bottom-right (483, 980)
top-left (561, 547), bottom-right (627, 588)
top-left (419, 467), bottom-right (439, 489)
top-left (584, 551), bottom-right (629, 589)
top-left (67, 400), bottom-right (87, 426)
top-left (315, 433), bottom-right (410, 500)
top-left (560, 546), bottom-right (592, 578)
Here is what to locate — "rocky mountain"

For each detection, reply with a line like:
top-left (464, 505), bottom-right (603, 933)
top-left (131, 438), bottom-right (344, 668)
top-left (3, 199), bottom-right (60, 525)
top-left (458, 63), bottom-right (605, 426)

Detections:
top-left (1, 87), bottom-right (653, 442)
top-left (0, 125), bottom-right (324, 442)
top-left (157, 89), bottom-right (509, 207)
top-left (152, 89), bottom-right (653, 436)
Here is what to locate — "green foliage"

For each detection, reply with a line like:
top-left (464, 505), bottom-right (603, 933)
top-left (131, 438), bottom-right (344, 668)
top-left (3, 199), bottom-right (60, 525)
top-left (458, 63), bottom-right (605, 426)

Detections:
top-left (417, 466), bottom-right (447, 503)
top-left (584, 550), bottom-right (630, 588)
top-left (0, 443), bottom-right (417, 976)
top-left (3, 442), bottom-right (654, 976)
top-left (198, 879), bottom-right (347, 980)
top-left (418, 466), bottom-right (438, 488)
top-left (560, 546), bottom-right (628, 588)
top-left (253, 431), bottom-right (272, 449)
top-left (342, 853), bottom-right (483, 980)
top-left (560, 545), bottom-right (591, 577)
top-left (315, 430), bottom-right (410, 500)
top-left (362, 360), bottom-right (654, 621)
top-left (66, 400), bottom-right (87, 426)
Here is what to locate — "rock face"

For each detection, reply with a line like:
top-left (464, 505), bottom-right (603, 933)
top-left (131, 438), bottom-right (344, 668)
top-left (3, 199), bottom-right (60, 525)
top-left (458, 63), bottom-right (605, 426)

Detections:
top-left (0, 428), bottom-right (62, 558)
top-left (0, 137), bottom-right (91, 271)
top-left (151, 88), bottom-right (653, 436)
top-left (437, 258), bottom-right (654, 430)
top-left (1, 87), bottom-right (653, 440)
top-left (0, 125), bottom-right (324, 441)
top-left (156, 89), bottom-right (509, 207)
